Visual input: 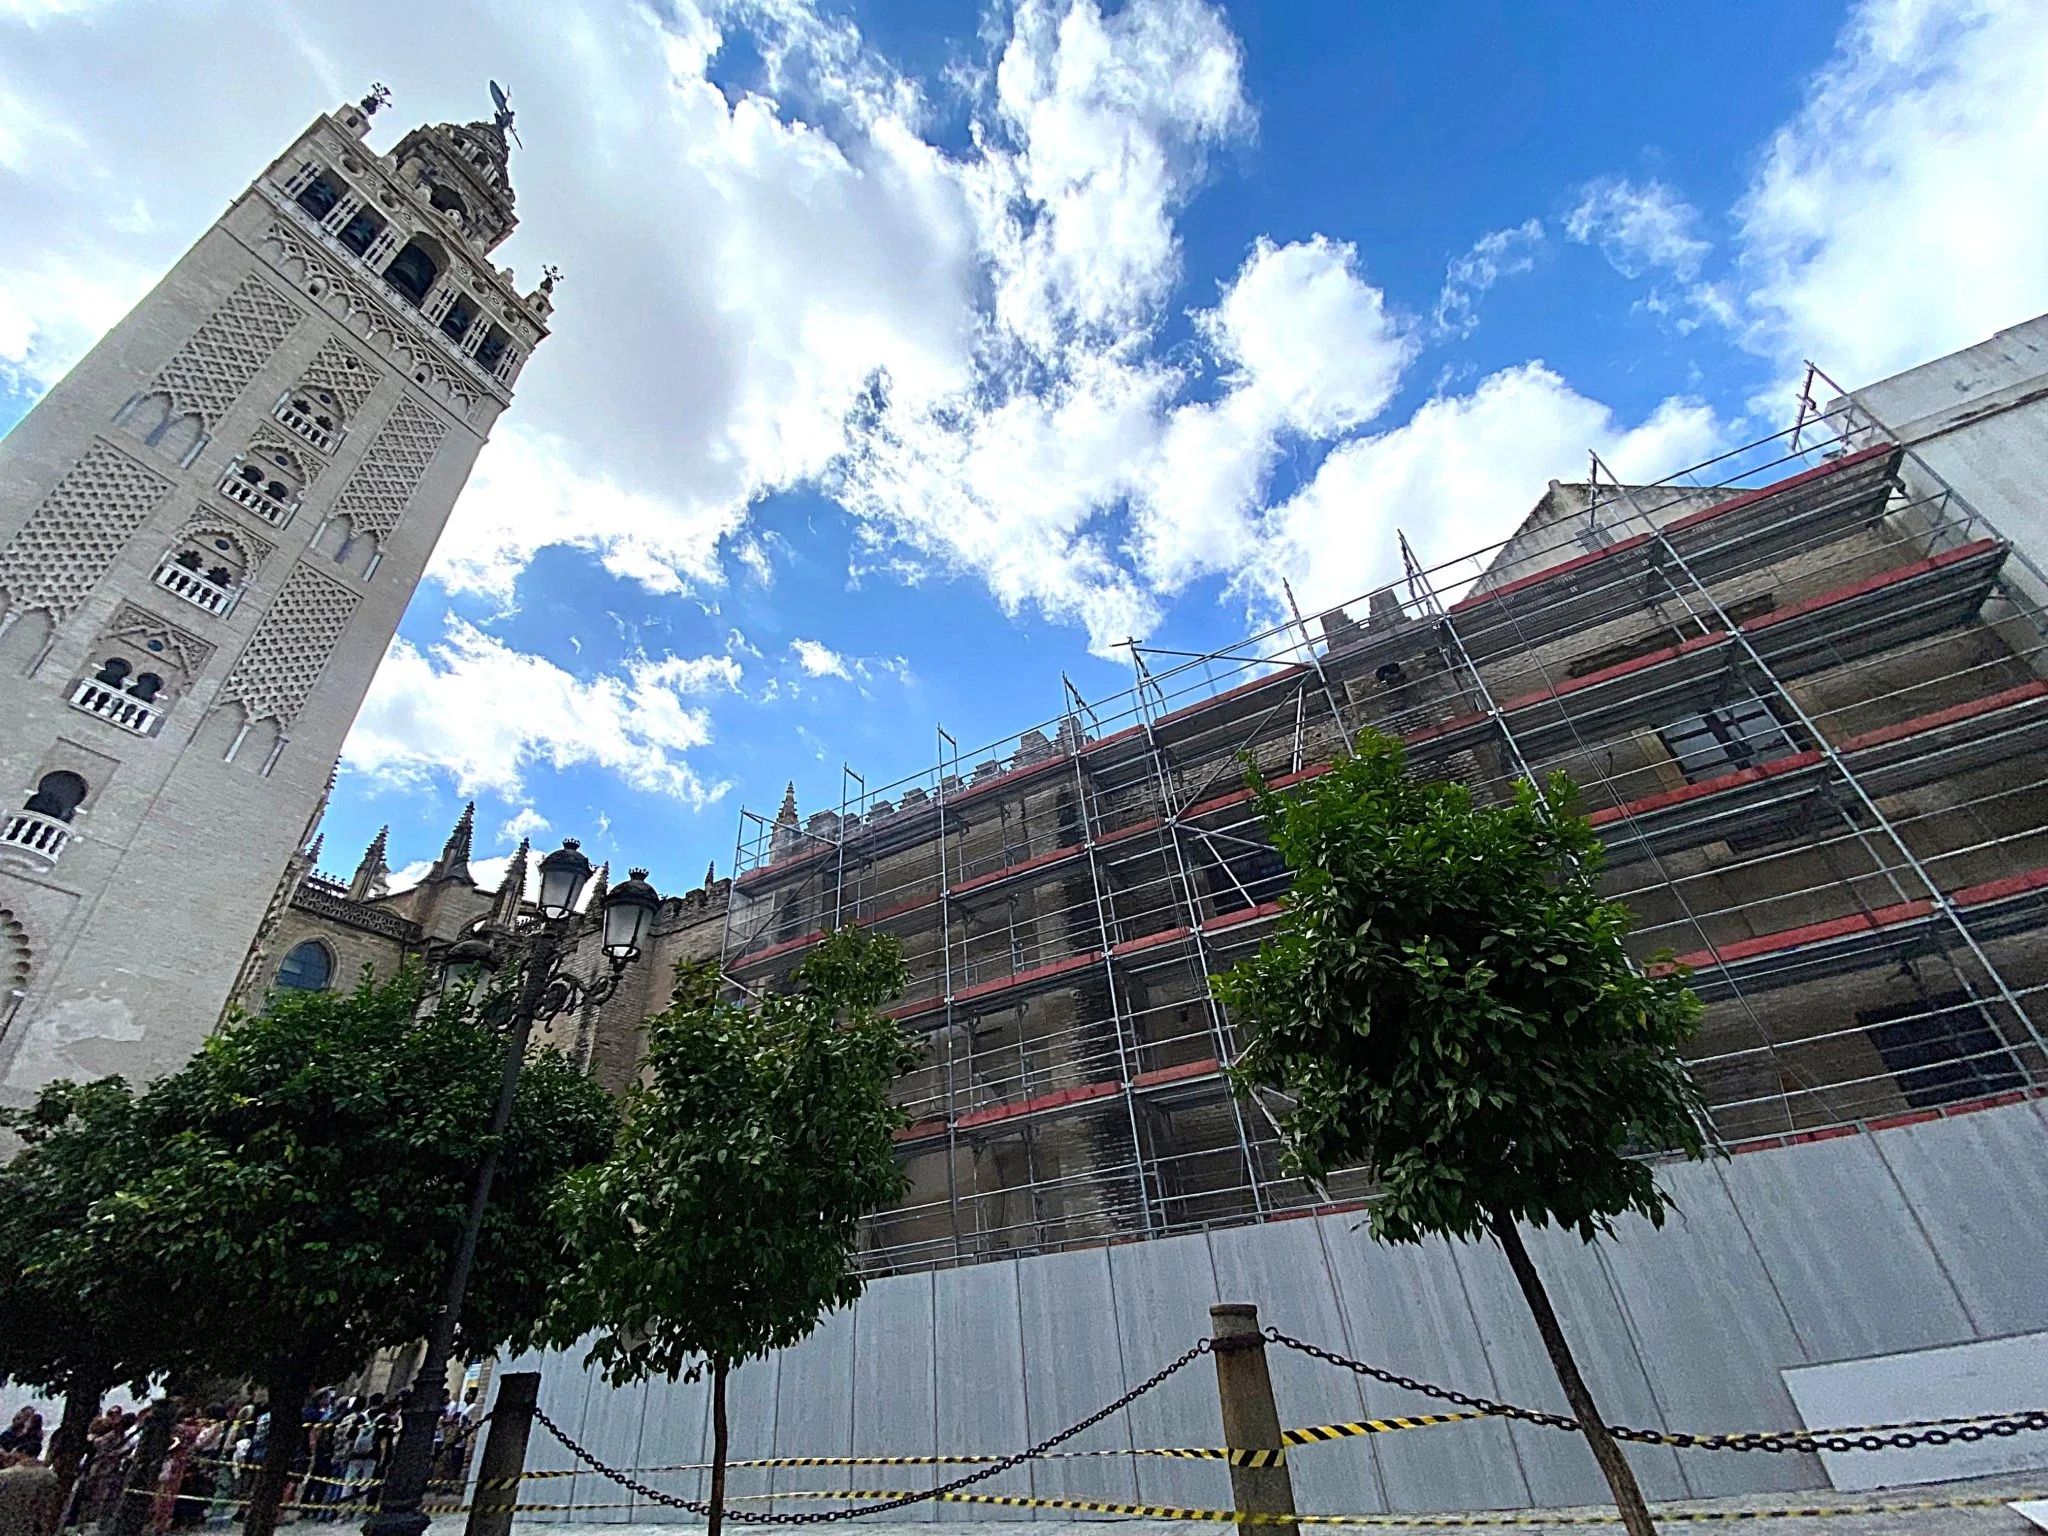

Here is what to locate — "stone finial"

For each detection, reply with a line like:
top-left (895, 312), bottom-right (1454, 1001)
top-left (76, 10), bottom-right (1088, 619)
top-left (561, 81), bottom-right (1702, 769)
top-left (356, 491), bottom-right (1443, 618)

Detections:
top-left (428, 801), bottom-right (476, 882)
top-left (776, 781), bottom-right (799, 825)
top-left (348, 826), bottom-right (391, 902)
top-left (493, 837), bottom-right (530, 925)
top-left (584, 862), bottom-right (610, 922)
top-left (305, 831), bottom-right (324, 864)
top-left (704, 860), bottom-right (716, 889)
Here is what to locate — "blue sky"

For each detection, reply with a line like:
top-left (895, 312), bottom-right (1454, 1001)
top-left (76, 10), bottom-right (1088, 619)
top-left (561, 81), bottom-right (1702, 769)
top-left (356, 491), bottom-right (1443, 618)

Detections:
top-left (5, 0), bottom-right (2047, 900)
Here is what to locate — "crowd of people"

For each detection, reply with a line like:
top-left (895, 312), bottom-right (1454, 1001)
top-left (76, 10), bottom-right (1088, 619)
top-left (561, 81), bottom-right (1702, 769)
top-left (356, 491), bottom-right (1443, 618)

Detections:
top-left (0, 1388), bottom-right (483, 1534)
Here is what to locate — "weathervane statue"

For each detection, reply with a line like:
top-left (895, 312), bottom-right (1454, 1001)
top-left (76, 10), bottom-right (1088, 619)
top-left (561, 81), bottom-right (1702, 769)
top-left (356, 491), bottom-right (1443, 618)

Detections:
top-left (490, 79), bottom-right (522, 147)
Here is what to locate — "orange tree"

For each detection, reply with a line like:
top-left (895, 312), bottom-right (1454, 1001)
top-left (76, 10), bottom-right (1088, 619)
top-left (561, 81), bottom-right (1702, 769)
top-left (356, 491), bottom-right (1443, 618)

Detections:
top-left (541, 927), bottom-right (917, 1536)
top-left (1214, 729), bottom-right (1707, 1536)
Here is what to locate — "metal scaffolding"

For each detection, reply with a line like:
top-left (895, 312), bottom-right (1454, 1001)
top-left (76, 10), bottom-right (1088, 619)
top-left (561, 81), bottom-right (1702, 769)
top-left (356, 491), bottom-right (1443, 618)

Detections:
top-left (714, 379), bottom-right (2048, 1276)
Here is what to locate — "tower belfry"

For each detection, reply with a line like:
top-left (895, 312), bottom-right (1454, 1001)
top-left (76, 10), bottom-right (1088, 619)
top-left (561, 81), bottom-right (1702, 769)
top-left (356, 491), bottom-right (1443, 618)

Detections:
top-left (0, 85), bottom-right (553, 1102)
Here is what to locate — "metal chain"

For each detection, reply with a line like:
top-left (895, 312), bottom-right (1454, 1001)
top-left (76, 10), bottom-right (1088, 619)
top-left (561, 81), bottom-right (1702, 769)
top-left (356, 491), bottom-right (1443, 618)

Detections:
top-left (1261, 1327), bottom-right (2048, 1455)
top-left (532, 1338), bottom-right (1213, 1524)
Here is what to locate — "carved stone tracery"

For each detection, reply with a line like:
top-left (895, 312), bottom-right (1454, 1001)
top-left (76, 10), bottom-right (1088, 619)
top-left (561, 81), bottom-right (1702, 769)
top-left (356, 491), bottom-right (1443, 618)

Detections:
top-left (0, 441), bottom-right (174, 623)
top-left (215, 561), bottom-right (359, 729)
top-left (332, 395), bottom-right (448, 541)
top-left (149, 272), bottom-right (304, 427)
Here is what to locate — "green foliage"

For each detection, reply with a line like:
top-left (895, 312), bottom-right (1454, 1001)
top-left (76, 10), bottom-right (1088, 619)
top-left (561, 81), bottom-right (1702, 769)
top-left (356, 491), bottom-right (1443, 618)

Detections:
top-left (543, 926), bottom-right (918, 1385)
top-left (89, 967), bottom-right (616, 1384)
top-left (1215, 730), bottom-right (1709, 1245)
top-left (0, 1078), bottom-right (161, 1396)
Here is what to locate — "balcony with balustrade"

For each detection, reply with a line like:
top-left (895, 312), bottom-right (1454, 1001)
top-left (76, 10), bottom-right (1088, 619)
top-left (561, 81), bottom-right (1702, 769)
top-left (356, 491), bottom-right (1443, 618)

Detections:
top-left (68, 677), bottom-right (163, 737)
top-left (217, 464), bottom-right (299, 528)
top-left (273, 392), bottom-right (344, 454)
top-left (153, 557), bottom-right (238, 618)
top-left (1, 809), bottom-right (72, 863)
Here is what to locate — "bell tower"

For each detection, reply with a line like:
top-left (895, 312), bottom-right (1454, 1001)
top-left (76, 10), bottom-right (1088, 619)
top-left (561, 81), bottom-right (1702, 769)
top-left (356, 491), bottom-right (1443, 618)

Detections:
top-left (0, 85), bottom-right (554, 1103)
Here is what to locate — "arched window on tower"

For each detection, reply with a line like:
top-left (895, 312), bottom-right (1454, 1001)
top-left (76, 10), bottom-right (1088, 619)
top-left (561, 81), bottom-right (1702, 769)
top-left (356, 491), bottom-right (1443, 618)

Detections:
top-left (277, 939), bottom-right (334, 992)
top-left (154, 529), bottom-right (247, 618)
top-left (382, 238), bottom-right (441, 309)
top-left (71, 652), bottom-right (171, 736)
top-left (3, 770), bottom-right (88, 863)
top-left (218, 443), bottom-right (307, 528)
top-left (294, 169), bottom-right (344, 222)
top-left (438, 293), bottom-right (477, 344)
top-left (273, 380), bottom-right (351, 455)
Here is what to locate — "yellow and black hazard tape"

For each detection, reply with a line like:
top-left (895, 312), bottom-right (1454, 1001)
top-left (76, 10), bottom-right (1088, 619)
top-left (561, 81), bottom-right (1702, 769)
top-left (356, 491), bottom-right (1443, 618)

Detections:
top-left (1286, 1413), bottom-right (1491, 1446)
top-left (756, 1488), bottom-right (2048, 1526)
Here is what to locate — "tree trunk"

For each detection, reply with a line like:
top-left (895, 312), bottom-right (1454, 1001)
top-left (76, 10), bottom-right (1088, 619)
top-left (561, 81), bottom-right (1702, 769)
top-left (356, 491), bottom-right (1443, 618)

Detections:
top-left (707, 1358), bottom-right (730, 1536)
top-left (243, 1362), bottom-right (314, 1536)
top-left (107, 1400), bottom-right (173, 1536)
top-left (45, 1376), bottom-right (103, 1535)
top-left (1489, 1210), bottom-right (1657, 1536)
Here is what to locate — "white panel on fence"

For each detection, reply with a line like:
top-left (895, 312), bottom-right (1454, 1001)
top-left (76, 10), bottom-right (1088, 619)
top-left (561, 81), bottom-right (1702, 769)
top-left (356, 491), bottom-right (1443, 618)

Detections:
top-left (1319, 1221), bottom-right (1532, 1514)
top-left (849, 1269), bottom-right (939, 1523)
top-left (721, 1350), bottom-right (784, 1517)
top-left (1782, 1329), bottom-right (2048, 1491)
top-left (1717, 1132), bottom-right (1974, 1361)
top-left (1108, 1229), bottom-right (1231, 1511)
top-left (1872, 1104), bottom-right (2048, 1338)
top-left (1597, 1162), bottom-right (1818, 1499)
top-left (633, 1359), bottom-right (712, 1522)
top-left (1209, 1217), bottom-right (1386, 1515)
top-left (1017, 1245), bottom-right (1138, 1508)
top-left (933, 1255), bottom-right (1031, 1521)
top-left (771, 1305), bottom-right (858, 1507)
top-left (572, 1372), bottom-right (648, 1524)
top-left (1449, 1228), bottom-right (1686, 1508)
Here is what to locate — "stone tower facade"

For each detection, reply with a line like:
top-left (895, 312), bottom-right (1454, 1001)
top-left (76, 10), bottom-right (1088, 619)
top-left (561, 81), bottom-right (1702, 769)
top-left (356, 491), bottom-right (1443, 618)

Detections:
top-left (0, 89), bottom-right (552, 1103)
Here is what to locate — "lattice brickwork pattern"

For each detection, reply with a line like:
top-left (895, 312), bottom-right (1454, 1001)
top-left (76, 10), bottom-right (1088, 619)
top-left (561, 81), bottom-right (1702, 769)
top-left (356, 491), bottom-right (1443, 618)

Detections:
top-left (0, 441), bottom-right (173, 621)
top-left (331, 395), bottom-right (447, 539)
top-left (150, 273), bottom-right (304, 427)
top-left (297, 335), bottom-right (379, 417)
top-left (216, 561), bottom-right (359, 728)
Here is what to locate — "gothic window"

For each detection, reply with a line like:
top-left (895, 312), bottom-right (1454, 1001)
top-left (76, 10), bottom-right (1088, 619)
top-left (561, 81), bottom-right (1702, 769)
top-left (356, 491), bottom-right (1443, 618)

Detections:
top-left (24, 771), bottom-right (87, 822)
top-left (276, 939), bottom-right (334, 992)
top-left (427, 181), bottom-right (469, 225)
top-left (337, 206), bottom-right (386, 259)
top-left (383, 238), bottom-right (441, 309)
top-left (439, 294), bottom-right (477, 344)
top-left (294, 170), bottom-right (343, 222)
top-left (114, 393), bottom-right (208, 464)
top-left (473, 325), bottom-right (508, 372)
top-left (1658, 694), bottom-right (1797, 783)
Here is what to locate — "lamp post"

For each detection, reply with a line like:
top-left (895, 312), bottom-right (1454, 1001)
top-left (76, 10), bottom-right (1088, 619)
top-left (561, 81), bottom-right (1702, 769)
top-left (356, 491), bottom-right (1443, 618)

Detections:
top-left (367, 841), bottom-right (660, 1536)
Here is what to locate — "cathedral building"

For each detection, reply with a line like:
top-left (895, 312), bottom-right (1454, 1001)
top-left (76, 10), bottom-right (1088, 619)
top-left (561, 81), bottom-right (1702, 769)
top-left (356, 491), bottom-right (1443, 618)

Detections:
top-left (225, 803), bottom-right (730, 1098)
top-left (0, 89), bottom-right (555, 1102)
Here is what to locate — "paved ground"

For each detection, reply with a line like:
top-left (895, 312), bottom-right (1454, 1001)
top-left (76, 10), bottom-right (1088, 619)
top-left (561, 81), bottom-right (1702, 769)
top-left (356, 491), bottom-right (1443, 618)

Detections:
top-left (423, 1474), bottom-right (2048, 1536)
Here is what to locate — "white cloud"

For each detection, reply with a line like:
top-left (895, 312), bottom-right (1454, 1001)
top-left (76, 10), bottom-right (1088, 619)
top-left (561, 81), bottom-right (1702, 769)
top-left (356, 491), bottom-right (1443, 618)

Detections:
top-left (1434, 219), bottom-right (1544, 339)
top-left (789, 637), bottom-right (852, 679)
top-left (1565, 176), bottom-right (1711, 281)
top-left (498, 806), bottom-right (551, 845)
top-left (1733, 0), bottom-right (2048, 385)
top-left (1254, 364), bottom-right (1722, 615)
top-left (1130, 234), bottom-right (1413, 594)
top-left (342, 617), bottom-right (737, 805)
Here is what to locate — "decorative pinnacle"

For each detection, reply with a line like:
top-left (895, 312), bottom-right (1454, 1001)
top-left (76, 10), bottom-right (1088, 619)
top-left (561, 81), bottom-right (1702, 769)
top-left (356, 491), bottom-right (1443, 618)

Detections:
top-left (704, 860), bottom-right (716, 889)
top-left (776, 781), bottom-right (799, 825)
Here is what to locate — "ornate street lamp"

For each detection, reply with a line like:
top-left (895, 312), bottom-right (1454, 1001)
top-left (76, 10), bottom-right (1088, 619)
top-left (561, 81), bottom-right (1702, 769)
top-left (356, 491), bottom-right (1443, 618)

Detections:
top-left (370, 840), bottom-right (660, 1536)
